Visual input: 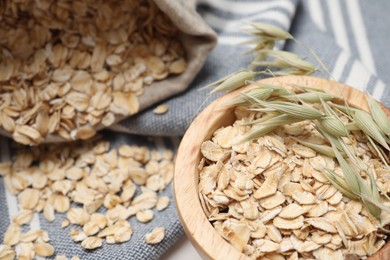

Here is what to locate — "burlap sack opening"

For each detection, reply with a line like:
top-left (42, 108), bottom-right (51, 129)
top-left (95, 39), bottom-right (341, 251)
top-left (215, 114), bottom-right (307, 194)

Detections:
top-left (0, 0), bottom-right (217, 143)
top-left (112, 0), bottom-right (217, 124)
top-left (138, 0), bottom-right (217, 109)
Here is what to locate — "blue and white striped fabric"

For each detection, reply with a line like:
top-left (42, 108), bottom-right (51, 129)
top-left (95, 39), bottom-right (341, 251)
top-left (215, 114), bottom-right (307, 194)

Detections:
top-left (287, 0), bottom-right (388, 103)
top-left (1, 0), bottom-right (390, 259)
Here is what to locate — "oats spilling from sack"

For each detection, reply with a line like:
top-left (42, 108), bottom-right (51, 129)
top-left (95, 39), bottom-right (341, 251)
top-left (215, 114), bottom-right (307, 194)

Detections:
top-left (153, 104), bottom-right (169, 115)
top-left (198, 84), bottom-right (390, 259)
top-left (0, 139), bottom-right (173, 258)
top-left (0, 0), bottom-right (187, 145)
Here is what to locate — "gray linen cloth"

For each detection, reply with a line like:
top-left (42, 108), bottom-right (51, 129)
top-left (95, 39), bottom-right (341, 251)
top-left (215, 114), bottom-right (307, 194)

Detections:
top-left (1, 0), bottom-right (390, 259)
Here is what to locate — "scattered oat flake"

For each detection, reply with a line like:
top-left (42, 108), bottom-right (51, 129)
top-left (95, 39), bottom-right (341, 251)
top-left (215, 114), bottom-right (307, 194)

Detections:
top-left (273, 216), bottom-right (304, 230)
top-left (83, 222), bottom-right (100, 236)
top-left (20, 229), bottom-right (45, 243)
top-left (279, 238), bottom-right (294, 252)
top-left (278, 203), bottom-right (305, 219)
top-left (266, 225), bottom-right (282, 243)
top-left (312, 247), bottom-right (343, 259)
top-left (0, 245), bottom-right (15, 260)
top-left (114, 227), bottom-right (133, 243)
top-left (70, 230), bottom-right (87, 242)
top-left (67, 208), bottom-right (90, 225)
top-left (61, 219), bottom-right (70, 228)
top-left (311, 232), bottom-right (332, 245)
top-left (18, 188), bottom-right (39, 210)
top-left (260, 207), bottom-right (282, 223)
top-left (136, 210), bottom-right (154, 223)
top-left (145, 227), bottom-right (165, 244)
top-left (12, 210), bottom-right (33, 225)
top-left (291, 190), bottom-right (317, 205)
top-left (307, 201), bottom-right (328, 217)
top-left (259, 191), bottom-right (285, 209)
top-left (156, 196), bottom-right (170, 211)
top-left (253, 171), bottom-right (281, 199)
top-left (3, 223), bottom-right (20, 246)
top-left (305, 218), bottom-right (337, 233)
top-left (200, 141), bottom-right (227, 162)
top-left (291, 144), bottom-right (316, 158)
top-left (44, 203), bottom-right (56, 222)
top-left (301, 241), bottom-right (321, 252)
top-left (34, 242), bottom-right (55, 257)
top-left (257, 239), bottom-right (280, 253)
top-left (153, 105), bottom-right (169, 115)
top-left (17, 242), bottom-right (35, 259)
top-left (81, 237), bottom-right (103, 250)
top-left (213, 126), bottom-right (236, 149)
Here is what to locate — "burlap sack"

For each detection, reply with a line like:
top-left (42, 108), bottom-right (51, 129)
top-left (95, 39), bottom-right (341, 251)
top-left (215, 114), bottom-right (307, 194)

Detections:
top-left (138, 0), bottom-right (217, 110)
top-left (0, 0), bottom-right (216, 143)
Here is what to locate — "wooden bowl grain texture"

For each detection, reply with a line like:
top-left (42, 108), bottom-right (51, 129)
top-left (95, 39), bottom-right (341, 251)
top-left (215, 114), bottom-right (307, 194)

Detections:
top-left (174, 76), bottom-right (390, 260)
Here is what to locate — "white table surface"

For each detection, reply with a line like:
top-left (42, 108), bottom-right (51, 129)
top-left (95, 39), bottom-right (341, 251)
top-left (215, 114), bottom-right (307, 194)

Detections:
top-left (160, 235), bottom-right (201, 260)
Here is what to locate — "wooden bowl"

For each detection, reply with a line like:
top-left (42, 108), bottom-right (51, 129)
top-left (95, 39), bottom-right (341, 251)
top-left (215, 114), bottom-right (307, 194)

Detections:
top-left (174, 76), bottom-right (390, 260)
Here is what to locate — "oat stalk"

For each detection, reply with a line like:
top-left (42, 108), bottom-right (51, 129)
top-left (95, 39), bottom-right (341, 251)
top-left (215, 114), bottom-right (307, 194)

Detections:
top-left (368, 96), bottom-right (390, 136)
top-left (206, 23), bottom-right (319, 94)
top-left (292, 137), bottom-right (336, 158)
top-left (281, 92), bottom-right (334, 103)
top-left (228, 84), bottom-right (390, 219)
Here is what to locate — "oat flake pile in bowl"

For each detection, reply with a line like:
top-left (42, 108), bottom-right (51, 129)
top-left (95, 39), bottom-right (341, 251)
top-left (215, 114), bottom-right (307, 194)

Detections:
top-left (198, 99), bottom-right (390, 259)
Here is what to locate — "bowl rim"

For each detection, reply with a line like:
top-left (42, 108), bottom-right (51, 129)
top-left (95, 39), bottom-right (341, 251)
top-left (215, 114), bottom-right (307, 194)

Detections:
top-left (173, 75), bottom-right (390, 260)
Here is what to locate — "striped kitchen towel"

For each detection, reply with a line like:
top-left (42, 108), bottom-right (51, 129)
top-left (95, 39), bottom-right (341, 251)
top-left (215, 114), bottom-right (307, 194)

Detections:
top-left (1, 1), bottom-right (389, 259)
